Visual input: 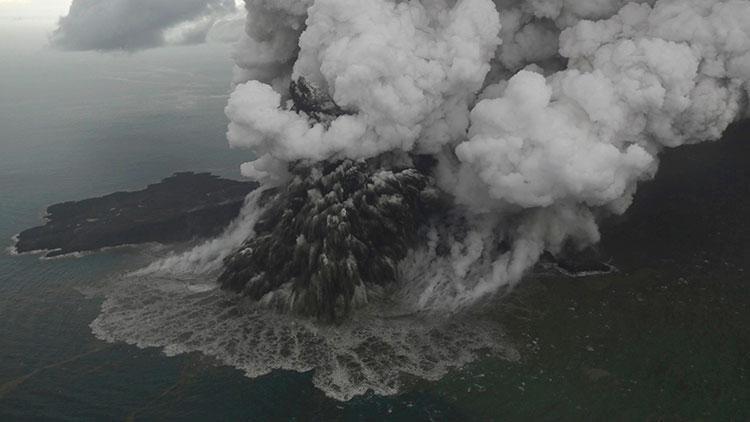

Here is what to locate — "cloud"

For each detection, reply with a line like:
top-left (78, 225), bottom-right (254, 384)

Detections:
top-left (51, 0), bottom-right (241, 51)
top-left (228, 0), bottom-right (501, 179)
top-left (0, 0), bottom-right (72, 21)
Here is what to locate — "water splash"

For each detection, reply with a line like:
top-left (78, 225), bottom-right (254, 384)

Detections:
top-left (91, 272), bottom-right (518, 401)
top-left (132, 189), bottom-right (264, 277)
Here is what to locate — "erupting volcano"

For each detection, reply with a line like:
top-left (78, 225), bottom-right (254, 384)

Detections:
top-left (211, 0), bottom-right (750, 319)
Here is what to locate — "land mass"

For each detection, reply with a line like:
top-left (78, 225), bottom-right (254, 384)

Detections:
top-left (14, 172), bottom-right (258, 257)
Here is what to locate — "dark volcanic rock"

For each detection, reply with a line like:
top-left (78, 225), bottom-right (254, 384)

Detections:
top-left (289, 77), bottom-right (351, 122)
top-left (15, 172), bottom-right (257, 257)
top-left (539, 248), bottom-right (614, 276)
top-left (219, 156), bottom-right (443, 322)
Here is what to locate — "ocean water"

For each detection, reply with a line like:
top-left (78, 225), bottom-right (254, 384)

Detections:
top-left (0, 22), bottom-right (491, 420)
top-left (2, 21), bottom-right (749, 421)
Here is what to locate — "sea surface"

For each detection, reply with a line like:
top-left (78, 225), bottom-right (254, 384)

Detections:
top-left (1, 21), bottom-right (748, 420)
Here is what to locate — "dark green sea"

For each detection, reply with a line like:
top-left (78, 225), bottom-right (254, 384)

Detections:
top-left (1, 21), bottom-right (748, 421)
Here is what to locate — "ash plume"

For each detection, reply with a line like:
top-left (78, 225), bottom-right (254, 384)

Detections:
top-left (219, 0), bottom-right (750, 318)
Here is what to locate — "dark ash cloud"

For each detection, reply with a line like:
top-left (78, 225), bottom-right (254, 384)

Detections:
top-left (51, 0), bottom-right (239, 51)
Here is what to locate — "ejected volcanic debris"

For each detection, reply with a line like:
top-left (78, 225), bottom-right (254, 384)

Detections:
top-left (15, 172), bottom-right (257, 257)
top-left (219, 76), bottom-right (445, 321)
top-left (219, 156), bottom-right (444, 322)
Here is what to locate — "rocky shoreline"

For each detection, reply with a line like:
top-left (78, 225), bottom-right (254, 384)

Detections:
top-left (14, 172), bottom-right (257, 258)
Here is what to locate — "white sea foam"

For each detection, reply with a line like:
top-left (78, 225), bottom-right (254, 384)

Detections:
top-left (9, 247), bottom-right (51, 258)
top-left (7, 232), bottom-right (170, 259)
top-left (90, 192), bottom-right (523, 401)
top-left (131, 189), bottom-right (264, 277)
top-left (6, 235), bottom-right (20, 256)
top-left (40, 250), bottom-right (87, 260)
top-left (91, 269), bottom-right (518, 401)
top-left (6, 234), bottom-right (52, 257)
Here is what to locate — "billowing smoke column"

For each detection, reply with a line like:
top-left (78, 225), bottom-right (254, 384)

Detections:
top-left (222, 0), bottom-right (750, 320)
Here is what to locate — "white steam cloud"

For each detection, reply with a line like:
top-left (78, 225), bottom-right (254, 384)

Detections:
top-left (52, 0), bottom-right (244, 51)
top-left (226, 0), bottom-right (750, 309)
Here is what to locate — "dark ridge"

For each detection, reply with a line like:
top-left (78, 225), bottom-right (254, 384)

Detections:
top-left (14, 172), bottom-right (258, 257)
top-left (218, 156), bottom-right (444, 322)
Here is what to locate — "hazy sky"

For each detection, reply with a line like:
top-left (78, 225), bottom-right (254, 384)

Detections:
top-left (0, 0), bottom-right (238, 130)
top-left (0, 0), bottom-right (244, 53)
top-left (0, 0), bottom-right (244, 20)
top-left (0, 0), bottom-right (72, 21)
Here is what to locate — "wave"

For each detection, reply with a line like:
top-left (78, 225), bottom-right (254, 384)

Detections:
top-left (6, 234), bottom-right (20, 256)
top-left (91, 272), bottom-right (518, 401)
